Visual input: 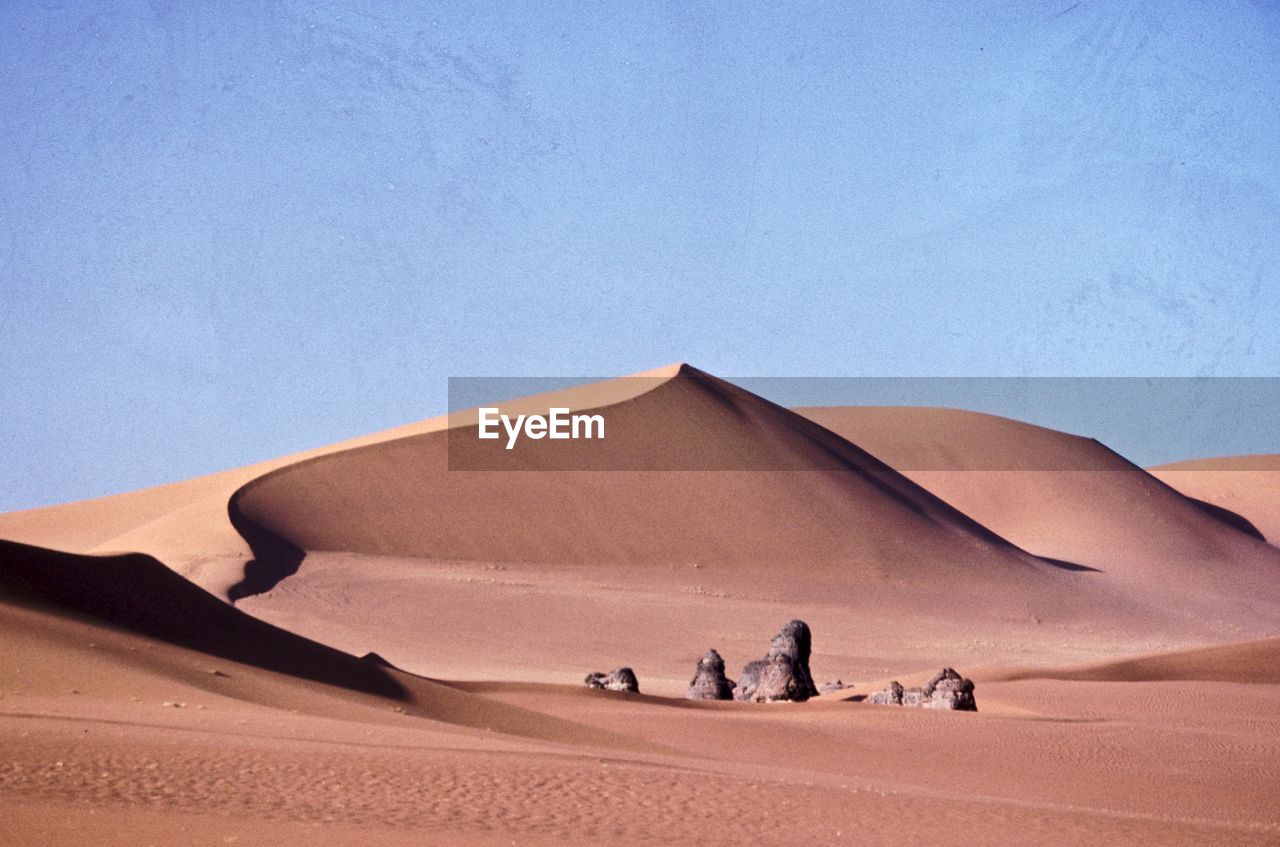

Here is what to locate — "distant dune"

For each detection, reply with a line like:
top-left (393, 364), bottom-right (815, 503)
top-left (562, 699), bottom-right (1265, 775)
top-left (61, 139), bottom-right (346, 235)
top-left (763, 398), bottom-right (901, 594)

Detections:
top-left (991, 637), bottom-right (1280, 685)
top-left (1151, 455), bottom-right (1280, 546)
top-left (797, 406), bottom-right (1280, 616)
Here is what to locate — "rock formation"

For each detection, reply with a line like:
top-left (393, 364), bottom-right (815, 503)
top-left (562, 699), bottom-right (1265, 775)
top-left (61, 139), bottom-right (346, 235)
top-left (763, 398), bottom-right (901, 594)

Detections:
top-left (770, 619), bottom-right (819, 698)
top-left (685, 649), bottom-right (736, 700)
top-left (921, 667), bottom-right (977, 710)
top-left (869, 668), bottom-right (976, 711)
top-left (738, 653), bottom-right (811, 702)
top-left (735, 619), bottom-right (817, 702)
top-left (735, 658), bottom-right (765, 699)
top-left (869, 680), bottom-right (906, 705)
top-left (584, 667), bottom-right (640, 693)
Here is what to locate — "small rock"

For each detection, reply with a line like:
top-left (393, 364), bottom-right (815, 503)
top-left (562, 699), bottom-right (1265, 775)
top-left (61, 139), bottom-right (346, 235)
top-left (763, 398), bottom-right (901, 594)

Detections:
top-left (869, 680), bottom-right (905, 706)
top-left (685, 649), bottom-right (736, 700)
top-left (869, 669), bottom-right (976, 711)
top-left (584, 667), bottom-right (640, 693)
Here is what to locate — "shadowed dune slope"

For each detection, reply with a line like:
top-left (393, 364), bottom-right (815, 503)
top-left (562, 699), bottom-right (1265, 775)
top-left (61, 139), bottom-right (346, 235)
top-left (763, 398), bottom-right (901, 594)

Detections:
top-left (796, 406), bottom-right (1280, 605)
top-left (0, 539), bottom-right (652, 749)
top-left (231, 366), bottom-right (1064, 590)
top-left (1151, 455), bottom-right (1280, 546)
top-left (990, 637), bottom-right (1280, 685)
top-left (0, 539), bottom-right (403, 698)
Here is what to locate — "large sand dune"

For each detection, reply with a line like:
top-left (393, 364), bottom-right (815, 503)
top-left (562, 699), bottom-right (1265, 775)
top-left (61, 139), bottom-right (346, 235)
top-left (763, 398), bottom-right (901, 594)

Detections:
top-left (232, 366), bottom-right (1066, 589)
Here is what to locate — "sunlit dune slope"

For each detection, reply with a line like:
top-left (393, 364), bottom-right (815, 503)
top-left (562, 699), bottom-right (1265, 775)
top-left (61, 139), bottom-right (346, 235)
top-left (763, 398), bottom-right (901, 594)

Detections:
top-left (0, 365), bottom-right (696, 597)
top-left (0, 405), bottom-right (465, 596)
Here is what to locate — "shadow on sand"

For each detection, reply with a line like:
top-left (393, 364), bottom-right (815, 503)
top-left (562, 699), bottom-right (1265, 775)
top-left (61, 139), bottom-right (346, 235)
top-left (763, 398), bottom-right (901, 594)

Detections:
top-left (0, 538), bottom-right (406, 700)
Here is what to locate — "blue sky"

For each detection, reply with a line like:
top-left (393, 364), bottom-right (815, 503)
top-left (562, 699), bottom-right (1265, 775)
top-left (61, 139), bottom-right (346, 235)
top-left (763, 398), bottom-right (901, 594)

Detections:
top-left (2, 1), bottom-right (1278, 509)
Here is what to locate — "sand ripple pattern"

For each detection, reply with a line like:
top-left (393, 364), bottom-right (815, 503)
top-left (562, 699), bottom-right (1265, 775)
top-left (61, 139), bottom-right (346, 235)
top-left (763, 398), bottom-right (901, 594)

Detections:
top-left (3, 733), bottom-right (1275, 846)
top-left (1, 738), bottom-right (822, 843)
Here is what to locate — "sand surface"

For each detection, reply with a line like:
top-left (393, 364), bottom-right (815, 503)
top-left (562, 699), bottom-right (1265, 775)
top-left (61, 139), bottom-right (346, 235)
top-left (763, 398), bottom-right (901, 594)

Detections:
top-left (3, 368), bottom-right (1279, 844)
top-left (1150, 455), bottom-right (1280, 545)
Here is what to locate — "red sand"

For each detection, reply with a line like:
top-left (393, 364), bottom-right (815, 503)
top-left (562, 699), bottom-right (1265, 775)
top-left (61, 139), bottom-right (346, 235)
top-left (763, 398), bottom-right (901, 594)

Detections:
top-left (3, 367), bottom-right (1278, 844)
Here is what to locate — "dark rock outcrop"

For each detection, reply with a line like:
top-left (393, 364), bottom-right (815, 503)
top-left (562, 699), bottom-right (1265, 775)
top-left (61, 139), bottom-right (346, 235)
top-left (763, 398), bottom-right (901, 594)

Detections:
top-left (922, 667), bottom-right (977, 710)
top-left (869, 680), bottom-right (906, 705)
top-left (771, 619), bottom-right (819, 698)
top-left (740, 653), bottom-right (810, 702)
top-left (869, 668), bottom-right (976, 711)
top-left (584, 667), bottom-right (640, 693)
top-left (736, 658), bottom-right (766, 699)
top-left (735, 619), bottom-right (817, 702)
top-left (685, 649), bottom-right (736, 700)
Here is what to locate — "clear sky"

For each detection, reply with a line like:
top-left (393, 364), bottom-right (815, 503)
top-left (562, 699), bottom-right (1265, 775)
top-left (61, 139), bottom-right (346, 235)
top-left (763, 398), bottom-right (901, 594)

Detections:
top-left (2, 1), bottom-right (1278, 510)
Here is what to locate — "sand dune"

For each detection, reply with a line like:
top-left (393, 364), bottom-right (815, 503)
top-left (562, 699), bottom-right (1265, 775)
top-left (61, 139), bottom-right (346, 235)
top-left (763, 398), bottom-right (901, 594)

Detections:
top-left (0, 409), bottom-right (456, 596)
top-left (988, 637), bottom-right (1280, 685)
top-left (0, 539), bottom-right (654, 749)
top-left (797, 406), bottom-right (1280, 615)
top-left (1151, 455), bottom-right (1280, 545)
top-left (0, 365), bottom-right (675, 581)
top-left (7, 368), bottom-right (1272, 620)
top-left (232, 366), bottom-right (1074, 597)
